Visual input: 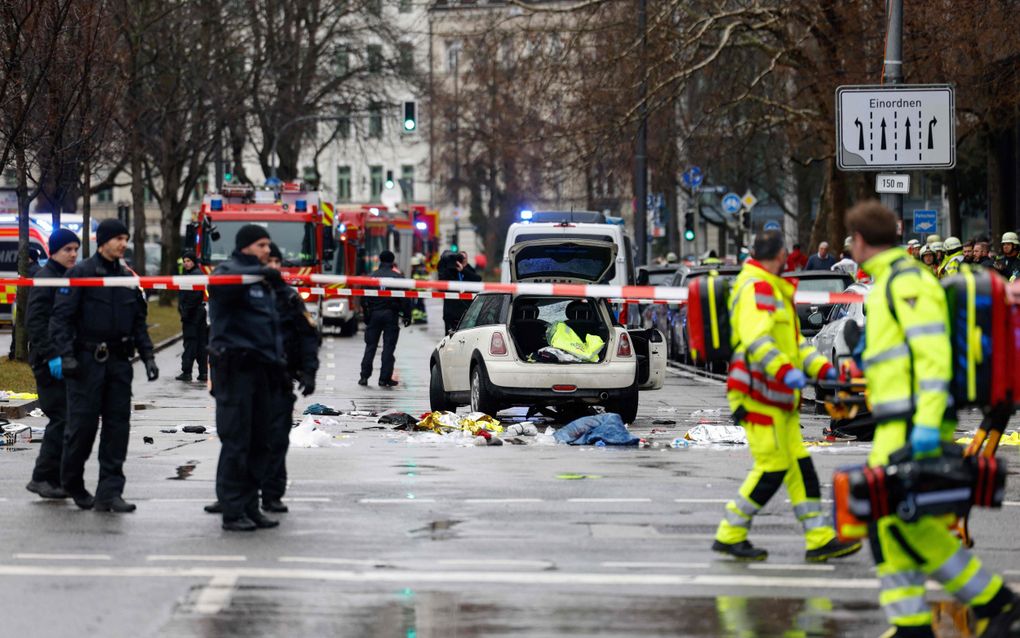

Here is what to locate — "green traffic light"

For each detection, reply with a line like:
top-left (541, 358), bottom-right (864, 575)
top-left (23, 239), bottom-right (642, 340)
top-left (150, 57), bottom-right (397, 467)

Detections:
top-left (403, 119), bottom-right (416, 131)
top-left (684, 230), bottom-right (695, 241)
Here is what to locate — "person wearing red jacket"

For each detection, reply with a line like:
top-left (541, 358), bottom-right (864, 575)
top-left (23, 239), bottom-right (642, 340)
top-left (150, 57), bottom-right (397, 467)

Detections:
top-left (785, 244), bottom-right (808, 272)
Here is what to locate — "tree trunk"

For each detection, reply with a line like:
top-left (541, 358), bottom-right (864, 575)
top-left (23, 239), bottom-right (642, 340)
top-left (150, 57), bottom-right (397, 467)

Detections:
top-left (827, 159), bottom-right (849, 250)
top-left (131, 140), bottom-right (146, 275)
top-left (158, 198), bottom-right (183, 306)
top-left (794, 161), bottom-right (815, 248)
top-left (81, 158), bottom-right (91, 257)
top-left (987, 129), bottom-right (1004, 241)
top-left (14, 146), bottom-right (30, 361)
top-left (946, 168), bottom-right (961, 238)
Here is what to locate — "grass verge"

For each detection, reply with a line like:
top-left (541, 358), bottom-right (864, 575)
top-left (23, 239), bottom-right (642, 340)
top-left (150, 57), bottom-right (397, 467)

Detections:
top-left (0, 358), bottom-right (36, 393)
top-left (147, 299), bottom-right (183, 344)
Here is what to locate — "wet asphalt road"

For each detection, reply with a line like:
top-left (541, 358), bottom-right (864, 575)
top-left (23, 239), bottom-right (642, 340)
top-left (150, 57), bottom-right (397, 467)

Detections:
top-left (0, 301), bottom-right (1018, 637)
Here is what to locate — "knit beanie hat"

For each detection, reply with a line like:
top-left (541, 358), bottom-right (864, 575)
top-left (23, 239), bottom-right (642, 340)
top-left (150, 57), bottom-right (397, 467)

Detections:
top-left (234, 224), bottom-right (271, 251)
top-left (96, 219), bottom-right (129, 247)
top-left (269, 242), bottom-right (283, 261)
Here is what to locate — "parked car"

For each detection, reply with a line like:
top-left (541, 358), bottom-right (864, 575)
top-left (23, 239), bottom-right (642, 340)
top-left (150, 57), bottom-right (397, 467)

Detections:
top-left (430, 237), bottom-right (665, 422)
top-left (637, 264), bottom-right (683, 287)
top-left (645, 265), bottom-right (740, 363)
top-left (810, 282), bottom-right (870, 369)
top-left (782, 270), bottom-right (854, 337)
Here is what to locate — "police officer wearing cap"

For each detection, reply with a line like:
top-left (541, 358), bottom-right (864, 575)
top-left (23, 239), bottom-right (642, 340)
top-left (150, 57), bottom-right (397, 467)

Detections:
top-left (208, 224), bottom-right (286, 531)
top-left (50, 219), bottom-right (158, 512)
top-left (176, 250), bottom-right (208, 383)
top-left (24, 229), bottom-right (80, 500)
top-left (359, 250), bottom-right (410, 386)
top-left (204, 242), bottom-right (318, 517)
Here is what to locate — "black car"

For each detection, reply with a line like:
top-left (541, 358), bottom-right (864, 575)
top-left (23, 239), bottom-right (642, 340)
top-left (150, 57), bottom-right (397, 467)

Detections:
top-left (782, 270), bottom-right (855, 337)
top-left (645, 264), bottom-right (740, 363)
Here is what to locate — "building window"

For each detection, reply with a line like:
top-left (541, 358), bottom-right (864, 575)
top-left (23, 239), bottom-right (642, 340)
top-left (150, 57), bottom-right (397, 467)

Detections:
top-left (367, 44), bottom-right (383, 74)
top-left (401, 165), bottom-right (415, 201)
top-left (145, 187), bottom-right (156, 203)
top-left (335, 48), bottom-right (350, 76)
top-left (2, 168), bottom-right (15, 186)
top-left (337, 166), bottom-right (352, 202)
top-left (303, 165), bottom-right (320, 188)
top-left (398, 0), bottom-right (412, 12)
top-left (370, 165), bottom-right (383, 201)
top-left (368, 103), bottom-right (383, 138)
top-left (446, 41), bottom-right (461, 72)
top-left (337, 109), bottom-right (351, 139)
top-left (96, 187), bottom-right (114, 203)
top-left (398, 42), bottom-right (414, 76)
top-left (367, 0), bottom-right (381, 15)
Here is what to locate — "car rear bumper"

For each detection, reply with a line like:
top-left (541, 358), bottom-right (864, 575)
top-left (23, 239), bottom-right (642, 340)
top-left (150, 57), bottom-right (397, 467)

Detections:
top-left (484, 358), bottom-right (636, 390)
top-left (322, 298), bottom-right (354, 323)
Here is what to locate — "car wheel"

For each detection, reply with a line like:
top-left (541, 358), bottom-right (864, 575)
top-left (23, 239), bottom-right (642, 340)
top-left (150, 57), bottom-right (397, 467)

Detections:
top-left (607, 385), bottom-right (639, 424)
top-left (430, 363), bottom-right (454, 412)
top-left (339, 317), bottom-right (358, 337)
top-left (470, 363), bottom-right (499, 416)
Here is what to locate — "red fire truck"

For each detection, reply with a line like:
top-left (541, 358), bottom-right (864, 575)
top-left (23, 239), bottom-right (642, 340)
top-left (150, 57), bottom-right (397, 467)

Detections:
top-left (187, 182), bottom-right (336, 334)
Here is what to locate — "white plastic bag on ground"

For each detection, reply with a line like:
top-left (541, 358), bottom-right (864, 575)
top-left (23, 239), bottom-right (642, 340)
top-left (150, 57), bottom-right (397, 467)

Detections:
top-left (684, 424), bottom-right (747, 445)
top-left (290, 415), bottom-right (333, 448)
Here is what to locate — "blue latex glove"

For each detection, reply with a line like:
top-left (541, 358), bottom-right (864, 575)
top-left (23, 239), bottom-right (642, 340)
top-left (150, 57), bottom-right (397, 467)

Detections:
top-left (48, 357), bottom-right (62, 380)
top-left (910, 425), bottom-right (941, 457)
top-left (824, 367), bottom-right (838, 381)
top-left (782, 368), bottom-right (807, 390)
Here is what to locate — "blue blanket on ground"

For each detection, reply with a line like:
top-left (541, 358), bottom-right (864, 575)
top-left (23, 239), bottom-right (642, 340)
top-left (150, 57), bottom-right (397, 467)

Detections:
top-left (553, 413), bottom-right (639, 446)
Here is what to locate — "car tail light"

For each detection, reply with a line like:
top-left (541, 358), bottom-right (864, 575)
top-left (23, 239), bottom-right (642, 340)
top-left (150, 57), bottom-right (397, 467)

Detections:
top-left (617, 333), bottom-right (633, 357)
top-left (552, 384), bottom-right (577, 392)
top-left (490, 331), bottom-right (508, 356)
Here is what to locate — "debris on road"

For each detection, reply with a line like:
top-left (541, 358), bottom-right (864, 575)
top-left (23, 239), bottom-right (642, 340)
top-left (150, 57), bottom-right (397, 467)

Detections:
top-left (303, 403), bottom-right (342, 416)
top-left (377, 411), bottom-right (418, 430)
top-left (160, 428), bottom-right (178, 434)
top-left (504, 422), bottom-right (539, 437)
top-left (2, 423), bottom-right (31, 445)
top-left (181, 425), bottom-right (207, 434)
top-left (652, 419), bottom-right (677, 425)
top-left (416, 411), bottom-right (503, 435)
top-left (553, 413), bottom-right (639, 446)
top-left (956, 431), bottom-right (1020, 446)
top-left (556, 473), bottom-right (603, 480)
top-left (143, 436), bottom-right (154, 444)
top-left (290, 416), bottom-right (334, 448)
top-left (683, 424), bottom-right (747, 445)
top-left (29, 408), bottom-right (45, 418)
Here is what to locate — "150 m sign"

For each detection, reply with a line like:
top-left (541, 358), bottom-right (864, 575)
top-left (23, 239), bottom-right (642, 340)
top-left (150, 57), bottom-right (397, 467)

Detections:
top-left (836, 84), bottom-right (955, 171)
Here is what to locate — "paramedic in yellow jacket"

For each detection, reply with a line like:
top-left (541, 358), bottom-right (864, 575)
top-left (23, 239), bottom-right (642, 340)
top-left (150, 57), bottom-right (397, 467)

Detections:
top-left (712, 229), bottom-right (862, 562)
top-left (848, 201), bottom-right (1020, 638)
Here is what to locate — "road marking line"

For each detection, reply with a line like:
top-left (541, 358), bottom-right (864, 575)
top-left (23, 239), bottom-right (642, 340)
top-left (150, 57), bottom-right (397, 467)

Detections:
top-left (358, 498), bottom-right (436, 504)
top-left (463, 498), bottom-right (544, 504)
top-left (568, 498), bottom-right (652, 503)
top-left (327, 363), bottom-right (335, 369)
top-left (279, 557), bottom-right (389, 567)
top-left (194, 574), bottom-right (237, 615)
top-left (285, 497), bottom-right (332, 503)
top-left (747, 564), bottom-right (836, 572)
top-left (436, 559), bottom-right (553, 569)
top-left (326, 375), bottom-right (336, 381)
top-left (601, 561), bottom-right (711, 569)
top-left (148, 555), bottom-right (247, 562)
top-left (674, 498), bottom-right (729, 504)
top-left (13, 553), bottom-right (111, 561)
top-left (146, 498), bottom-right (216, 503)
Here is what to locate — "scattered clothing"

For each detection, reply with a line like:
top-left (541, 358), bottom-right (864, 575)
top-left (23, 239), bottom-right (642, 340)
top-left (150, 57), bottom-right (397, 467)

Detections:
top-left (303, 403), bottom-right (341, 416)
top-left (553, 413), bottom-right (639, 446)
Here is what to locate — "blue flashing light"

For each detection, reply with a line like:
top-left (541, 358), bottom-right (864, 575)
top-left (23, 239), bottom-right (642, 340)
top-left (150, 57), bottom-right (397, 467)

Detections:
top-left (210, 198), bottom-right (223, 211)
top-left (338, 223), bottom-right (347, 233)
top-left (415, 221), bottom-right (427, 231)
top-left (520, 210), bottom-right (533, 221)
top-left (295, 199), bottom-right (307, 212)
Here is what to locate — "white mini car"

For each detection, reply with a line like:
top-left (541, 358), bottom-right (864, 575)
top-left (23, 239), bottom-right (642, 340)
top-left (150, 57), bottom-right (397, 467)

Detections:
top-left (429, 238), bottom-right (665, 422)
top-left (811, 282), bottom-right (871, 368)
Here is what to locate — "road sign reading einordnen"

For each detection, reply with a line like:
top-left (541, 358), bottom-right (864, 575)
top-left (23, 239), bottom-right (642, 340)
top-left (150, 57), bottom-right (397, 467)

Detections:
top-left (836, 85), bottom-right (955, 171)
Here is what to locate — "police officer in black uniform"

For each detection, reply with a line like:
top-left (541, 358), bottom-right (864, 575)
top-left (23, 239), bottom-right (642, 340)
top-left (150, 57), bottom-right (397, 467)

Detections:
top-left (176, 250), bottom-right (208, 382)
top-left (358, 250), bottom-right (410, 387)
top-left (208, 224), bottom-right (286, 532)
top-left (204, 242), bottom-right (319, 516)
top-left (24, 229), bottom-right (80, 499)
top-left (50, 219), bottom-right (158, 512)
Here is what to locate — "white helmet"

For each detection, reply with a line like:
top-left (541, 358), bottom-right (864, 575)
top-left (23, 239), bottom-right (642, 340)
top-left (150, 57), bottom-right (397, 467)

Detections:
top-left (931, 241), bottom-right (944, 252)
top-left (906, 239), bottom-right (920, 248)
top-left (926, 234), bottom-right (942, 245)
top-left (943, 236), bottom-right (962, 252)
top-left (919, 245), bottom-right (932, 256)
top-left (665, 252), bottom-right (678, 263)
top-left (1002, 232), bottom-right (1020, 245)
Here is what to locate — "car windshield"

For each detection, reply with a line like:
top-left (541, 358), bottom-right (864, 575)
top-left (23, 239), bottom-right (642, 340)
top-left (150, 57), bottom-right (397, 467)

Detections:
top-left (203, 220), bottom-right (317, 266)
top-left (796, 277), bottom-right (850, 294)
top-left (648, 271), bottom-right (674, 286)
top-left (514, 243), bottom-right (614, 282)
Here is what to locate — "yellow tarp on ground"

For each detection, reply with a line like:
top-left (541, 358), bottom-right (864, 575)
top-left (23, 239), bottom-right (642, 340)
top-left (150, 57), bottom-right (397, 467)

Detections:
top-left (3, 391), bottom-right (37, 400)
top-left (416, 411), bottom-right (503, 435)
top-left (955, 431), bottom-right (1020, 446)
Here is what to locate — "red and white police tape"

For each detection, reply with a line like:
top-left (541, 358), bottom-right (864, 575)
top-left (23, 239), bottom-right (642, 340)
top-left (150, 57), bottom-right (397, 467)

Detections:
top-left (0, 274), bottom-right (869, 305)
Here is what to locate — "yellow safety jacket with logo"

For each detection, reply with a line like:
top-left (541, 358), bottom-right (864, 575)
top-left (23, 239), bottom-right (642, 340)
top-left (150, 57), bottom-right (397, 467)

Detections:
top-left (725, 260), bottom-right (833, 420)
top-left (861, 247), bottom-right (1008, 632)
top-left (715, 260), bottom-right (836, 551)
top-left (939, 249), bottom-right (964, 279)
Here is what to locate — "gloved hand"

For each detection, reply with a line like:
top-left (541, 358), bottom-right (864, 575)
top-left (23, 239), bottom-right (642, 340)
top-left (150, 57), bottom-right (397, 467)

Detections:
top-left (910, 424), bottom-right (941, 457)
top-left (402, 316), bottom-right (411, 328)
top-left (48, 357), bottom-right (62, 380)
top-left (61, 356), bottom-right (79, 380)
top-left (782, 368), bottom-right (807, 390)
top-left (260, 267), bottom-right (284, 284)
top-left (143, 358), bottom-right (159, 382)
top-left (297, 370), bottom-right (316, 397)
top-left (824, 367), bottom-right (838, 381)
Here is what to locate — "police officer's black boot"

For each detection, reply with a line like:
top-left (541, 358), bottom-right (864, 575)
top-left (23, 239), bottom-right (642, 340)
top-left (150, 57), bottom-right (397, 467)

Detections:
top-left (175, 372), bottom-right (192, 382)
top-left (204, 501), bottom-right (223, 514)
top-left (262, 498), bottom-right (288, 513)
top-left (246, 509), bottom-right (280, 529)
top-left (70, 491), bottom-right (95, 510)
top-left (222, 515), bottom-right (257, 532)
top-left (94, 496), bottom-right (137, 513)
top-left (25, 481), bottom-right (68, 499)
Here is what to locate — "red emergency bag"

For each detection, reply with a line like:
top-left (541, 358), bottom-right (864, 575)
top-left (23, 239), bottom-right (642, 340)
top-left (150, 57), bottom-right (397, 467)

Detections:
top-left (942, 267), bottom-right (1014, 409)
top-left (686, 275), bottom-right (732, 364)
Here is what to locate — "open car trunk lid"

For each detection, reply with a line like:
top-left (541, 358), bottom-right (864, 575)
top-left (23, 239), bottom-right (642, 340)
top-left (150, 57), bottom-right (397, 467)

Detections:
top-left (507, 238), bottom-right (617, 284)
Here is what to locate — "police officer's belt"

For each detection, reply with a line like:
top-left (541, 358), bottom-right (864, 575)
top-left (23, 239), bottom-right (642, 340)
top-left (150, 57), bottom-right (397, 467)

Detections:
top-left (78, 338), bottom-right (134, 362)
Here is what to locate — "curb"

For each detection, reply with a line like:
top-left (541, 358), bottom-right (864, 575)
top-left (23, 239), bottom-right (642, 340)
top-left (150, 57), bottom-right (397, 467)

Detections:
top-left (130, 332), bottom-right (183, 363)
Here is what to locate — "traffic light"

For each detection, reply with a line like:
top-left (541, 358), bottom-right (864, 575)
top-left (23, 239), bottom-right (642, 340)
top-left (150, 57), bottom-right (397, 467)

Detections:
top-left (385, 170), bottom-right (395, 190)
top-left (403, 101), bottom-right (417, 132)
top-left (740, 210), bottom-right (751, 230)
top-left (683, 212), bottom-right (695, 242)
